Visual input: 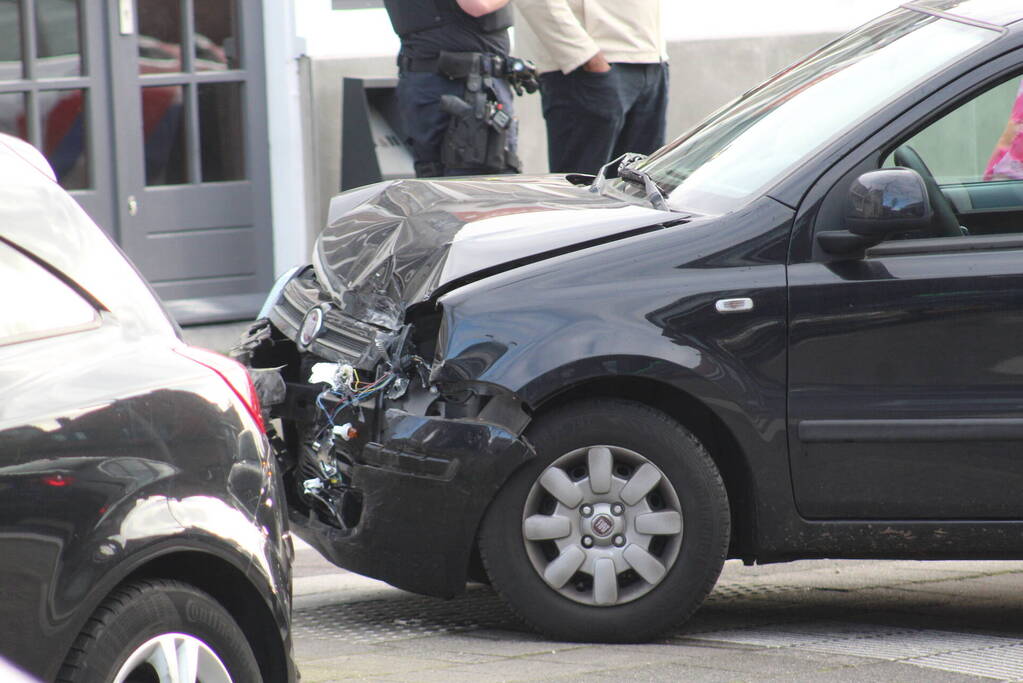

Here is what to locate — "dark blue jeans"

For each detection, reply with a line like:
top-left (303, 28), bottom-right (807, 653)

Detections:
top-left (396, 70), bottom-right (518, 177)
top-left (539, 62), bottom-right (668, 175)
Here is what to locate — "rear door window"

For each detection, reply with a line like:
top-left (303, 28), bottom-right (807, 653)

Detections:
top-left (0, 241), bottom-right (99, 345)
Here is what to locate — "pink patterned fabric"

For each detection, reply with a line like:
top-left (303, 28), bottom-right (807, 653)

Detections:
top-left (984, 80), bottom-right (1023, 181)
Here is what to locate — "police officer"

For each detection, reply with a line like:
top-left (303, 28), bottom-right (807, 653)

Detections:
top-left (384, 0), bottom-right (533, 178)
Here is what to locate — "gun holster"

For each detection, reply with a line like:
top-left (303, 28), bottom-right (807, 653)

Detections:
top-left (438, 52), bottom-right (521, 173)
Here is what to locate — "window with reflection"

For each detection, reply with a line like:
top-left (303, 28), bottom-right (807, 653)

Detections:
top-left (199, 81), bottom-right (244, 181)
top-left (35, 0), bottom-right (83, 77)
top-left (141, 85), bottom-right (187, 186)
top-left (138, 0), bottom-right (184, 75)
top-left (882, 71), bottom-right (1023, 239)
top-left (0, 0), bottom-right (23, 81)
top-left (40, 88), bottom-right (89, 189)
top-left (195, 0), bottom-right (239, 69)
top-left (0, 91), bottom-right (27, 141)
top-left (136, 0), bottom-right (240, 72)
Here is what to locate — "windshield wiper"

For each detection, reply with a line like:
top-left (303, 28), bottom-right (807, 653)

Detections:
top-left (617, 154), bottom-right (669, 211)
top-left (589, 153), bottom-right (670, 211)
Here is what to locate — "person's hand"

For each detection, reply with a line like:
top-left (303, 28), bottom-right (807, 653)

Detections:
top-left (455, 0), bottom-right (510, 18)
top-left (582, 51), bottom-right (611, 73)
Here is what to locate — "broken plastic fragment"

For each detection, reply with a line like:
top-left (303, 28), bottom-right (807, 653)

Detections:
top-left (250, 366), bottom-right (287, 406)
top-left (309, 362), bottom-right (337, 387)
top-left (309, 362), bottom-right (357, 391)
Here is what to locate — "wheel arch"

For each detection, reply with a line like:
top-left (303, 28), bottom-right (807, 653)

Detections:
top-left (531, 376), bottom-right (756, 560)
top-left (123, 550), bottom-right (290, 683)
top-left (468, 374), bottom-right (758, 578)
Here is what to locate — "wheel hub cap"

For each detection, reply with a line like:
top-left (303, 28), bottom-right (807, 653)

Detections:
top-left (585, 507), bottom-right (621, 544)
top-left (521, 445), bottom-right (684, 607)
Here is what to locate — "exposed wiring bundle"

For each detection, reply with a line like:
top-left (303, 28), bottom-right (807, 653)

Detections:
top-left (312, 362), bottom-right (395, 439)
top-left (299, 348), bottom-right (428, 530)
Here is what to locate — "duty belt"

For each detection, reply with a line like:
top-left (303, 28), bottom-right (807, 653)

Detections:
top-left (398, 51), bottom-right (501, 78)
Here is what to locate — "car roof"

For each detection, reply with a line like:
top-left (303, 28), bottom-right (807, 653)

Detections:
top-left (907, 0), bottom-right (1023, 28)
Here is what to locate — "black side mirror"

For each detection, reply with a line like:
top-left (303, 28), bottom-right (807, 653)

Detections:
top-left (818, 168), bottom-right (932, 256)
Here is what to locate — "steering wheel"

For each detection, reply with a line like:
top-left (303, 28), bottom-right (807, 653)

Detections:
top-left (893, 145), bottom-right (963, 237)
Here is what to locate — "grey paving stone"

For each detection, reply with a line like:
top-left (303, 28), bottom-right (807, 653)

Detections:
top-left (367, 631), bottom-right (573, 658)
top-left (353, 656), bottom-right (592, 682)
top-left (779, 659), bottom-right (994, 683)
top-left (296, 653), bottom-right (462, 681)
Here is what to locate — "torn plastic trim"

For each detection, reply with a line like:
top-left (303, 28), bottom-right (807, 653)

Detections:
top-left (361, 408), bottom-right (535, 478)
top-left (258, 265), bottom-right (303, 320)
top-left (288, 406), bottom-right (537, 597)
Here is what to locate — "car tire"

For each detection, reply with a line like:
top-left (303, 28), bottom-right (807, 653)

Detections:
top-left (479, 398), bottom-right (730, 642)
top-left (56, 578), bottom-right (261, 683)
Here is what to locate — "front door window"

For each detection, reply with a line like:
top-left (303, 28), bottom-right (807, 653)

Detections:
top-left (884, 72), bottom-right (1023, 237)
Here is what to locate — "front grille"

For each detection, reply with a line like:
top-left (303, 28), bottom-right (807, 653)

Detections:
top-left (270, 269), bottom-right (383, 367)
top-left (319, 309), bottom-right (376, 360)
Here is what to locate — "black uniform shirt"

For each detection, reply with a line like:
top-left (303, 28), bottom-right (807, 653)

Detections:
top-left (386, 0), bottom-right (511, 60)
top-left (401, 23), bottom-right (509, 60)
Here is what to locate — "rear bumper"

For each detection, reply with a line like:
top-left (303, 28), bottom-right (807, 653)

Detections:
top-left (291, 409), bottom-right (535, 597)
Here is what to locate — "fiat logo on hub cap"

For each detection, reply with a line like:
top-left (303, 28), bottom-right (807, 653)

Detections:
top-left (299, 306), bottom-right (325, 348)
top-left (591, 514), bottom-right (614, 538)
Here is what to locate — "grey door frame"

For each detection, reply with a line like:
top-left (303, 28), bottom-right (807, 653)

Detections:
top-left (106, 0), bottom-right (273, 324)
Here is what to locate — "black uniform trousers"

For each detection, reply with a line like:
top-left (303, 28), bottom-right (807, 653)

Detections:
top-left (539, 62), bottom-right (669, 175)
top-left (397, 70), bottom-right (518, 178)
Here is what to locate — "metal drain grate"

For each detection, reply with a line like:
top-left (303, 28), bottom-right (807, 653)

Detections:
top-left (292, 581), bottom-right (801, 644)
top-left (293, 589), bottom-right (522, 643)
top-left (705, 582), bottom-right (802, 601)
top-left (909, 646), bottom-right (1023, 681)
top-left (687, 623), bottom-right (1023, 680)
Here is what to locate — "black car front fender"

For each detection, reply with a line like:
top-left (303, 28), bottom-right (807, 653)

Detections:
top-left (292, 408), bottom-right (535, 597)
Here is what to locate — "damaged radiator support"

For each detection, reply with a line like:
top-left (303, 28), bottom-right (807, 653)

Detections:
top-left (237, 311), bottom-right (533, 536)
top-left (290, 324), bottom-right (432, 530)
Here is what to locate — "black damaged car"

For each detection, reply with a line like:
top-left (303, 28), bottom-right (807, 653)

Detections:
top-left (236, 0), bottom-right (1023, 642)
top-left (0, 135), bottom-right (296, 682)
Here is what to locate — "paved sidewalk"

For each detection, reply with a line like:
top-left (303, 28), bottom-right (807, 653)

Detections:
top-left (292, 547), bottom-right (1023, 682)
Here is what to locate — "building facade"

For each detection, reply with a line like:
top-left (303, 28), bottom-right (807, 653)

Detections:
top-left (0, 0), bottom-right (307, 324)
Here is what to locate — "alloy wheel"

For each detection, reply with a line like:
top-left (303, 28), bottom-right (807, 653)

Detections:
top-left (114, 633), bottom-right (232, 683)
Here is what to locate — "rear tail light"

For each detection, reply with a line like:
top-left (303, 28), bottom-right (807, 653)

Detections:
top-left (175, 345), bottom-right (266, 432)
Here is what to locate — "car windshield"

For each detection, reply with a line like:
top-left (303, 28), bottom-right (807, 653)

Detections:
top-left (636, 8), bottom-right (997, 215)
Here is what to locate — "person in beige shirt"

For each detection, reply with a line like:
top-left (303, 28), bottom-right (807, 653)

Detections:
top-left (514, 0), bottom-right (668, 174)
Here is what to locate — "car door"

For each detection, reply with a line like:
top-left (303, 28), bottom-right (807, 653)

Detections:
top-left (787, 68), bottom-right (1023, 520)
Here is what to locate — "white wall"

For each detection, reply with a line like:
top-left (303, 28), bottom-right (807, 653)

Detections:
top-left (285, 1), bottom-right (909, 246)
top-left (263, 1), bottom-right (312, 276)
top-left (295, 1), bottom-right (905, 58)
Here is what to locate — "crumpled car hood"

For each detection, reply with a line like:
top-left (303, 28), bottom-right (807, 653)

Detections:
top-left (315, 175), bottom-right (680, 330)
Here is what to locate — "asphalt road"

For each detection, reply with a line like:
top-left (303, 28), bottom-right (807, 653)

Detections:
top-left (290, 540), bottom-right (1023, 682)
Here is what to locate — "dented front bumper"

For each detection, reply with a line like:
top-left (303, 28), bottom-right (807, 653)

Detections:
top-left (289, 408), bottom-right (534, 597)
